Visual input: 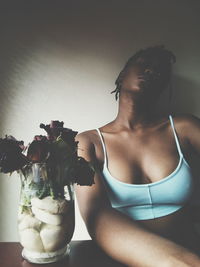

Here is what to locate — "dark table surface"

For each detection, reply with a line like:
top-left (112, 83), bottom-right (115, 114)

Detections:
top-left (0, 241), bottom-right (128, 267)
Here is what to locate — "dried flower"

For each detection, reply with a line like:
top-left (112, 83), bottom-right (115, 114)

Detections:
top-left (27, 138), bottom-right (50, 163)
top-left (72, 157), bottom-right (95, 186)
top-left (0, 135), bottom-right (28, 173)
top-left (0, 121), bottom-right (95, 187)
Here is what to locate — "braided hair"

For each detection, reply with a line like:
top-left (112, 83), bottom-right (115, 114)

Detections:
top-left (110, 45), bottom-right (176, 101)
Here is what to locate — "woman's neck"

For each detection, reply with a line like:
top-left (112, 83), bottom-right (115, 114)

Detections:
top-left (113, 92), bottom-right (160, 130)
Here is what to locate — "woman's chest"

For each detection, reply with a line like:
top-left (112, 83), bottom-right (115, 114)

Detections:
top-left (95, 128), bottom-right (190, 185)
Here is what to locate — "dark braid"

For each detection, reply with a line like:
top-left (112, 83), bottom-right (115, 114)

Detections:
top-left (111, 45), bottom-right (176, 101)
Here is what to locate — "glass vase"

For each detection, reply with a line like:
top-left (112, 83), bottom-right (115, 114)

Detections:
top-left (17, 162), bottom-right (75, 264)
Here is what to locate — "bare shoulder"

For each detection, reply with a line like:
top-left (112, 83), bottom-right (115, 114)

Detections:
top-left (75, 130), bottom-right (96, 161)
top-left (75, 129), bottom-right (100, 144)
top-left (173, 112), bottom-right (200, 124)
top-left (75, 129), bottom-right (95, 142)
top-left (172, 113), bottom-right (200, 132)
top-left (172, 113), bottom-right (200, 151)
top-left (75, 128), bottom-right (104, 166)
top-left (75, 125), bottom-right (109, 151)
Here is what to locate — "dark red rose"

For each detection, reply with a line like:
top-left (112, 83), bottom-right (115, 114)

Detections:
top-left (33, 135), bottom-right (48, 142)
top-left (40, 121), bottom-right (65, 141)
top-left (72, 157), bottom-right (95, 186)
top-left (60, 130), bottom-right (79, 151)
top-left (40, 120), bottom-right (78, 151)
top-left (0, 136), bottom-right (29, 173)
top-left (27, 138), bottom-right (50, 163)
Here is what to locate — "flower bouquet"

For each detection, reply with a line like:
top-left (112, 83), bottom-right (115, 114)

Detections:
top-left (0, 121), bottom-right (95, 264)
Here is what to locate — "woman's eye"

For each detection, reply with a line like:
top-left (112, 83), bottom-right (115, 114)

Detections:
top-left (144, 69), bottom-right (153, 74)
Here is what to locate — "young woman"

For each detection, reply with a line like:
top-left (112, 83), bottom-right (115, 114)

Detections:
top-left (75, 45), bottom-right (200, 267)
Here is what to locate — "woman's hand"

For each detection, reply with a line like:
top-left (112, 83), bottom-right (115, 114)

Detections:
top-left (74, 131), bottom-right (200, 267)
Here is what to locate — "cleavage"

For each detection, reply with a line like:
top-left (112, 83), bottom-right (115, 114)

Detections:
top-left (105, 153), bottom-right (180, 185)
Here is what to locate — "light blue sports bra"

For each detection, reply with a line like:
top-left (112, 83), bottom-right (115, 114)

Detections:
top-left (96, 114), bottom-right (195, 220)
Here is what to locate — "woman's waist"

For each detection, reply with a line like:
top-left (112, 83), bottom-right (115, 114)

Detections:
top-left (138, 205), bottom-right (187, 227)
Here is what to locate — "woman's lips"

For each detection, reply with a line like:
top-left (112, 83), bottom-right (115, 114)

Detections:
top-left (137, 75), bottom-right (145, 81)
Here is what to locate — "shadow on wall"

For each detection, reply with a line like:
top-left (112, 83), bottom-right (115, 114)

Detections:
top-left (153, 74), bottom-right (200, 117)
top-left (171, 75), bottom-right (200, 116)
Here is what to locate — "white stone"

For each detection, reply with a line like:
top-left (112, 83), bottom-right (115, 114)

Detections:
top-left (18, 211), bottom-right (26, 222)
top-left (19, 228), bottom-right (45, 253)
top-left (18, 214), bottom-right (42, 231)
top-left (32, 206), bottom-right (63, 225)
top-left (40, 224), bottom-right (67, 252)
top-left (31, 196), bottom-right (70, 214)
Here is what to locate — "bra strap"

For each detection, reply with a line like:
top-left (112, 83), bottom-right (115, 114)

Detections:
top-left (169, 115), bottom-right (183, 157)
top-left (96, 128), bottom-right (107, 166)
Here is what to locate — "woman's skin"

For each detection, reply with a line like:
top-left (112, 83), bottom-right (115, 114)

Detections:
top-left (75, 63), bottom-right (200, 266)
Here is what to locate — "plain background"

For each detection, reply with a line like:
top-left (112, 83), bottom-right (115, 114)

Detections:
top-left (0, 0), bottom-right (200, 241)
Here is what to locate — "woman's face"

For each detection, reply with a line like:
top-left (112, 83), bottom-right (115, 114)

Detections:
top-left (120, 63), bottom-right (166, 101)
top-left (121, 64), bottom-right (149, 92)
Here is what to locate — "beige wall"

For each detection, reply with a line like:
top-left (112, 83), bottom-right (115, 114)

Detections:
top-left (0, 0), bottom-right (200, 241)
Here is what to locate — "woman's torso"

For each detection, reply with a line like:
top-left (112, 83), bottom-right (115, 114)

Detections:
top-left (87, 114), bottom-right (200, 254)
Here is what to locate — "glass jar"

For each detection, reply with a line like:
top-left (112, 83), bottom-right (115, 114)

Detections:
top-left (17, 163), bottom-right (75, 264)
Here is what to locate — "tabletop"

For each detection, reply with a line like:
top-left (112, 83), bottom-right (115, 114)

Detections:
top-left (0, 240), bottom-right (128, 267)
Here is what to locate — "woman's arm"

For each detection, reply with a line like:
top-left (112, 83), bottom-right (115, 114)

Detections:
top-left (74, 132), bottom-right (200, 267)
top-left (178, 113), bottom-right (200, 222)
top-left (180, 113), bottom-right (200, 156)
